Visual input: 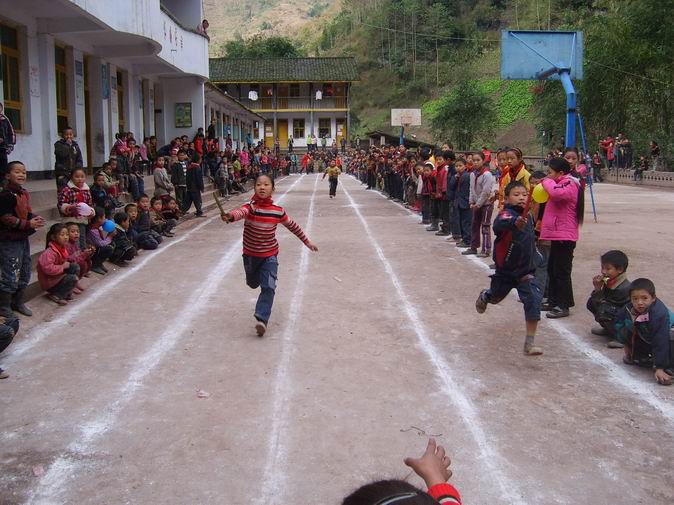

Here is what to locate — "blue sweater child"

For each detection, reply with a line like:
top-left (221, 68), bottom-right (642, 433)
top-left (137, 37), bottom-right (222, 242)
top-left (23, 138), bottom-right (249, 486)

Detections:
top-left (615, 278), bottom-right (674, 385)
top-left (476, 181), bottom-right (543, 356)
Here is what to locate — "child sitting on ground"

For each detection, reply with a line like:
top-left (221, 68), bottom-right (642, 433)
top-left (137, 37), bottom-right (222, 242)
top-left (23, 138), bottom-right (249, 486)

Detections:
top-left (130, 197), bottom-right (163, 250)
top-left (0, 314), bottom-right (19, 379)
top-left (38, 223), bottom-right (80, 305)
top-left (342, 439), bottom-right (461, 505)
top-left (111, 212), bottom-right (137, 266)
top-left (615, 278), bottom-right (674, 385)
top-left (86, 207), bottom-right (115, 275)
top-left (65, 222), bottom-right (93, 289)
top-left (161, 197), bottom-right (181, 222)
top-left (475, 181), bottom-right (543, 356)
top-left (150, 196), bottom-right (176, 237)
top-left (587, 250), bottom-right (631, 348)
top-left (90, 172), bottom-right (115, 219)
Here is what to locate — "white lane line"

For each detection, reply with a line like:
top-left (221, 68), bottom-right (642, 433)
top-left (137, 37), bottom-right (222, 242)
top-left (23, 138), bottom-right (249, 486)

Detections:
top-left (359, 178), bottom-right (674, 424)
top-left (25, 175), bottom-right (305, 505)
top-left (7, 176), bottom-right (290, 363)
top-left (341, 181), bottom-right (528, 505)
top-left (258, 174), bottom-right (320, 505)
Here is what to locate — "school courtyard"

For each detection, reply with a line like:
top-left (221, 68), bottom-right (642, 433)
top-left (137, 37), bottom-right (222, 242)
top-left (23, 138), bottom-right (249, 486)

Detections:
top-left (1, 175), bottom-right (673, 504)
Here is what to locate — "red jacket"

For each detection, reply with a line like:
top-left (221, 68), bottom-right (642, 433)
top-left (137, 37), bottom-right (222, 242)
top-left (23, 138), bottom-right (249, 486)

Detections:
top-left (37, 243), bottom-right (69, 290)
top-left (436, 164), bottom-right (449, 200)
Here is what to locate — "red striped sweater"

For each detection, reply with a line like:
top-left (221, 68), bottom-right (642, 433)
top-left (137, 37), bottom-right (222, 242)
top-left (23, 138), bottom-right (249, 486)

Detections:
top-left (229, 197), bottom-right (308, 257)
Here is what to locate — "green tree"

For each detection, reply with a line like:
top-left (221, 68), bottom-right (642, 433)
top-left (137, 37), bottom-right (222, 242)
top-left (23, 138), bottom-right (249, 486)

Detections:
top-left (223, 35), bottom-right (306, 58)
top-left (430, 79), bottom-right (495, 149)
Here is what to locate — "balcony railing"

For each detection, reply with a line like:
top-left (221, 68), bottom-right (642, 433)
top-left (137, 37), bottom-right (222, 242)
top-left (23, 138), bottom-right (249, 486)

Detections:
top-left (237, 96), bottom-right (348, 111)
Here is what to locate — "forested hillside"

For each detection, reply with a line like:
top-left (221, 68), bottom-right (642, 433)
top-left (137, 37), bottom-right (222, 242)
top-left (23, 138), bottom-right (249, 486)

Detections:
top-left (207, 0), bottom-right (673, 163)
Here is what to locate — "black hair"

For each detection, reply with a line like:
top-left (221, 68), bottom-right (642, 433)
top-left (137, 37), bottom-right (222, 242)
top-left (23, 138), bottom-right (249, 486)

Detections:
top-left (101, 162), bottom-right (110, 169)
top-left (114, 212), bottom-right (129, 224)
top-left (563, 147), bottom-right (579, 156)
top-left (62, 126), bottom-right (73, 133)
top-left (255, 173), bottom-right (275, 188)
top-left (136, 193), bottom-right (149, 203)
top-left (6, 160), bottom-right (25, 172)
top-left (472, 151), bottom-right (485, 161)
top-left (342, 479), bottom-right (436, 505)
top-left (630, 278), bottom-right (656, 297)
top-left (601, 250), bottom-right (629, 272)
top-left (548, 157), bottom-right (571, 174)
top-left (92, 206), bottom-right (106, 222)
top-left (504, 180), bottom-right (526, 196)
top-left (46, 223), bottom-right (68, 249)
top-left (150, 196), bottom-right (162, 206)
top-left (531, 170), bottom-right (547, 179)
top-left (124, 203), bottom-right (137, 213)
top-left (419, 147), bottom-right (432, 161)
top-left (94, 172), bottom-right (105, 180)
top-left (70, 167), bottom-right (86, 178)
top-left (440, 150), bottom-right (455, 161)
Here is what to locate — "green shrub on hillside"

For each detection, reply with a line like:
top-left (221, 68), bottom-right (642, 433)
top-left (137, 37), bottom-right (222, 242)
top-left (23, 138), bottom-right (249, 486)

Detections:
top-left (497, 81), bottom-right (535, 128)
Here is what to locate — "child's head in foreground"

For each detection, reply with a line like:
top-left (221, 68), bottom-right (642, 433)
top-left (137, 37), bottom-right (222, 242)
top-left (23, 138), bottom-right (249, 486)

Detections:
top-left (600, 250), bottom-right (628, 280)
top-left (504, 180), bottom-right (527, 207)
top-left (629, 278), bottom-right (656, 314)
top-left (342, 479), bottom-right (438, 505)
top-left (254, 174), bottom-right (274, 199)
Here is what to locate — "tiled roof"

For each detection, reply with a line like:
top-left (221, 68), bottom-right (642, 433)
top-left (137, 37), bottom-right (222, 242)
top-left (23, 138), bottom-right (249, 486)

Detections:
top-left (209, 57), bottom-right (359, 83)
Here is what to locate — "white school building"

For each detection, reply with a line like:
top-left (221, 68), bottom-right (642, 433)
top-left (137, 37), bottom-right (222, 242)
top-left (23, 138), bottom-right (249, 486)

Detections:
top-left (209, 57), bottom-right (359, 151)
top-left (0, 0), bottom-right (261, 178)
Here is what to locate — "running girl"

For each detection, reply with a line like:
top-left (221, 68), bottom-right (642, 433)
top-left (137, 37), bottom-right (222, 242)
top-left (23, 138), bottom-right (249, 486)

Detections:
top-left (222, 174), bottom-right (318, 336)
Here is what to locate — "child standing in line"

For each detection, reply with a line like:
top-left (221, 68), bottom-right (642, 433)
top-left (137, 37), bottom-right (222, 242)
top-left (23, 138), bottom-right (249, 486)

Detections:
top-left (38, 223), bottom-right (80, 305)
top-left (587, 250), bottom-right (631, 348)
top-left (453, 158), bottom-right (472, 248)
top-left (222, 174), bottom-right (318, 337)
top-left (615, 278), bottom-right (674, 386)
top-left (475, 181), bottom-right (543, 356)
top-left (0, 161), bottom-right (46, 317)
top-left (464, 151), bottom-right (495, 257)
top-left (529, 170), bottom-right (549, 300)
top-left (420, 162), bottom-right (435, 226)
top-left (153, 156), bottom-right (174, 200)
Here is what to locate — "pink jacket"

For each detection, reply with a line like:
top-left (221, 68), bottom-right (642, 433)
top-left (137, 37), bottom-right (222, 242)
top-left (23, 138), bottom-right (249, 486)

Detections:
top-left (540, 175), bottom-right (581, 242)
top-left (37, 245), bottom-right (68, 290)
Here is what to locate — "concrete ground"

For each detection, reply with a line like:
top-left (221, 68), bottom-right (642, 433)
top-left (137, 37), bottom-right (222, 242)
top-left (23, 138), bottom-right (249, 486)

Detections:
top-left (1, 174), bottom-right (673, 505)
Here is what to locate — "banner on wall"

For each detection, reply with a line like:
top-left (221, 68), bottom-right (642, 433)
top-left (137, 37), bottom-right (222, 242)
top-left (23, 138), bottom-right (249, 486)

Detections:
top-left (175, 102), bottom-right (192, 128)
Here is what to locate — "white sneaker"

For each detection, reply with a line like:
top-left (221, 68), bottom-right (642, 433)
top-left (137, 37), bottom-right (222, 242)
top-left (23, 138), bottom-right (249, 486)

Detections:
top-left (255, 320), bottom-right (267, 337)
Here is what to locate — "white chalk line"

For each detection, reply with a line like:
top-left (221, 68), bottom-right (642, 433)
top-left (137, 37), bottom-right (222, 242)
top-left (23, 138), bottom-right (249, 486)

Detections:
top-left (361, 177), bottom-right (674, 424)
top-left (6, 176), bottom-right (289, 364)
top-left (341, 180), bottom-right (528, 505)
top-left (25, 175), bottom-right (304, 505)
top-left (257, 174), bottom-right (320, 505)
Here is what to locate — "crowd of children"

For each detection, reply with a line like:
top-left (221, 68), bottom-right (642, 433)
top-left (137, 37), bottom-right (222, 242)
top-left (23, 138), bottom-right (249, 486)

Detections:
top-left (345, 143), bottom-right (673, 385)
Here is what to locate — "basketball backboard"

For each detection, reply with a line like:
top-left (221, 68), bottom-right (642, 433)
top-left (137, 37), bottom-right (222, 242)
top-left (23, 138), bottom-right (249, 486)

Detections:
top-left (391, 109), bottom-right (422, 127)
top-left (500, 30), bottom-right (583, 80)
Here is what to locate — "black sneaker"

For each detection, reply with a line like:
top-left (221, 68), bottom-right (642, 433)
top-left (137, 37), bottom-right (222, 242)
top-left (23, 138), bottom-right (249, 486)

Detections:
top-left (0, 368), bottom-right (8, 379)
top-left (91, 266), bottom-right (107, 275)
top-left (461, 248), bottom-right (478, 255)
top-left (546, 306), bottom-right (570, 319)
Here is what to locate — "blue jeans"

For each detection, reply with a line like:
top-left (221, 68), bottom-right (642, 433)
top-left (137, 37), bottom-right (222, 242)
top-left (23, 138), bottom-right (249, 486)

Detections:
top-left (0, 238), bottom-right (31, 293)
top-left (128, 174), bottom-right (145, 201)
top-left (484, 273), bottom-right (542, 321)
top-left (243, 255), bottom-right (278, 324)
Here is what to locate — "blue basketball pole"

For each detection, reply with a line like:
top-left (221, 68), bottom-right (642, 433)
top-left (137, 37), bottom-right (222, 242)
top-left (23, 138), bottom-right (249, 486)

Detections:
top-left (577, 111), bottom-right (598, 222)
top-left (560, 71), bottom-right (577, 148)
top-left (400, 126), bottom-right (404, 147)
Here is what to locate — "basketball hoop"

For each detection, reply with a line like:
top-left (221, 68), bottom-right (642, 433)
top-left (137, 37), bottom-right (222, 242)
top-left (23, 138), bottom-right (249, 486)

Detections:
top-left (391, 108), bottom-right (422, 128)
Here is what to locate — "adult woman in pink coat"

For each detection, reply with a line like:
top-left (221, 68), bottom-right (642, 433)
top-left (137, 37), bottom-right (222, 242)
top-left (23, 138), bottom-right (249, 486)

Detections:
top-left (540, 157), bottom-right (584, 319)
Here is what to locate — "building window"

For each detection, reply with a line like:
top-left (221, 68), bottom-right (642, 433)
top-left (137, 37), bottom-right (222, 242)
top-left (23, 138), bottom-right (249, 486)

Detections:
top-left (290, 83), bottom-right (300, 97)
top-left (55, 45), bottom-right (69, 132)
top-left (318, 118), bottom-right (331, 138)
top-left (1, 24), bottom-right (22, 131)
top-left (116, 71), bottom-right (125, 133)
top-left (293, 118), bottom-right (305, 138)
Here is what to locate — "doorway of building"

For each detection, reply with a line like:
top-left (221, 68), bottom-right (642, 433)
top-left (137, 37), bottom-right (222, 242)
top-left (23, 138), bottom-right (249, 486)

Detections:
top-left (336, 118), bottom-right (346, 147)
top-left (277, 119), bottom-right (288, 149)
top-left (264, 120), bottom-right (274, 149)
top-left (278, 84), bottom-right (288, 109)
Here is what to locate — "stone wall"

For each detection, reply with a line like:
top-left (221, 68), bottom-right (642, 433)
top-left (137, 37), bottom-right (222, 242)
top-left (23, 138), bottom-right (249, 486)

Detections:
top-left (605, 169), bottom-right (674, 188)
